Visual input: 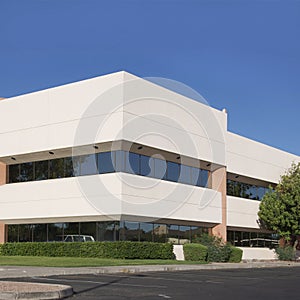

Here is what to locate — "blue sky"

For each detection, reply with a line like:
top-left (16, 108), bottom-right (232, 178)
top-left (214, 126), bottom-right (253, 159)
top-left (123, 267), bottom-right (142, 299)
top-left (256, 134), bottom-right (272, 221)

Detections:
top-left (1, 0), bottom-right (299, 155)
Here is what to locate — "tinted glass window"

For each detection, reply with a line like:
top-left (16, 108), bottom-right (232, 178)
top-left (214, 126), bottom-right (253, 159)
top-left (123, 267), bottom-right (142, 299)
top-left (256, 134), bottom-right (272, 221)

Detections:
top-left (80, 154), bottom-right (98, 176)
top-left (64, 157), bottom-right (74, 177)
top-left (257, 186), bottom-right (266, 200)
top-left (50, 158), bottom-right (65, 179)
top-left (20, 162), bottom-right (33, 182)
top-left (72, 156), bottom-right (81, 176)
top-left (9, 164), bottom-right (20, 183)
top-left (35, 160), bottom-right (49, 180)
top-left (191, 167), bottom-right (201, 186)
top-left (125, 152), bottom-right (140, 174)
top-left (200, 170), bottom-right (209, 187)
top-left (98, 152), bottom-right (115, 174)
top-left (140, 155), bottom-right (151, 176)
top-left (115, 150), bottom-right (125, 172)
top-left (178, 165), bottom-right (191, 184)
top-left (167, 161), bottom-right (179, 182)
top-left (154, 158), bottom-right (166, 179)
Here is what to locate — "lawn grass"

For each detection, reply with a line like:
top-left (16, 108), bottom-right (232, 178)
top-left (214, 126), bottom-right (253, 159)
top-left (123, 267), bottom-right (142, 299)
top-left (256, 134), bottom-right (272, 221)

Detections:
top-left (0, 256), bottom-right (207, 267)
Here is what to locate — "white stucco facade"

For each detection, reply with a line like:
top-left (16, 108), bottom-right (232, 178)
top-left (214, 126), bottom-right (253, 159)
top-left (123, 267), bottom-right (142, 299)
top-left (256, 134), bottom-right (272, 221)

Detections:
top-left (0, 71), bottom-right (298, 245)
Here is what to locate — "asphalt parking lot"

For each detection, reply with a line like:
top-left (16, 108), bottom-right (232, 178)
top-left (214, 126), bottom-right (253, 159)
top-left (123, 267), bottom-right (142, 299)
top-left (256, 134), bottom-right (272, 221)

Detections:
top-left (5, 267), bottom-right (300, 300)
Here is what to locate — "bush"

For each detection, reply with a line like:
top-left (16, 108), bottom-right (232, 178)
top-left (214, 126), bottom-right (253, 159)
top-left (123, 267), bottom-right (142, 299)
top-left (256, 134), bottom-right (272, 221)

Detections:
top-left (0, 241), bottom-right (175, 260)
top-left (228, 247), bottom-right (243, 263)
top-left (196, 234), bottom-right (231, 262)
top-left (275, 245), bottom-right (295, 261)
top-left (183, 243), bottom-right (207, 261)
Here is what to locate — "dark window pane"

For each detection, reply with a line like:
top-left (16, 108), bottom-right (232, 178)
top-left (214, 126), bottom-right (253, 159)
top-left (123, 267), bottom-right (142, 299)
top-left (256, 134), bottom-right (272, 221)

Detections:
top-left (249, 185), bottom-right (258, 200)
top-left (9, 164), bottom-right (20, 183)
top-left (154, 158), bottom-right (166, 179)
top-left (96, 221), bottom-right (119, 241)
top-left (64, 222), bottom-right (80, 238)
top-left (153, 224), bottom-right (167, 243)
top-left (125, 152), bottom-right (140, 174)
top-left (98, 152), bottom-right (115, 174)
top-left (121, 221), bottom-right (140, 241)
top-left (178, 165), bottom-right (191, 184)
top-left (179, 226), bottom-right (190, 243)
top-left (167, 224), bottom-right (179, 243)
top-left (140, 222), bottom-right (153, 242)
top-left (167, 161), bottom-right (179, 182)
top-left (115, 150), bottom-right (125, 172)
top-left (35, 160), bottom-right (49, 180)
top-left (20, 162), bottom-right (33, 182)
top-left (227, 180), bottom-right (235, 196)
top-left (80, 154), bottom-right (98, 176)
top-left (257, 186), bottom-right (266, 200)
top-left (80, 222), bottom-right (96, 240)
top-left (72, 156), bottom-right (81, 176)
top-left (8, 225), bottom-right (19, 242)
top-left (191, 167), bottom-right (200, 186)
top-left (140, 155), bottom-right (152, 177)
top-left (200, 170), bottom-right (209, 187)
top-left (64, 157), bottom-right (74, 177)
top-left (48, 223), bottom-right (65, 242)
top-left (32, 224), bottom-right (48, 242)
top-left (50, 158), bottom-right (65, 179)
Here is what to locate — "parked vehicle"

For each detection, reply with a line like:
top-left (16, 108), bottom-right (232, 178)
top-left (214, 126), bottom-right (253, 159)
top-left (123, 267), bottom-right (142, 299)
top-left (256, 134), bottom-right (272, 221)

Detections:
top-left (63, 235), bottom-right (95, 242)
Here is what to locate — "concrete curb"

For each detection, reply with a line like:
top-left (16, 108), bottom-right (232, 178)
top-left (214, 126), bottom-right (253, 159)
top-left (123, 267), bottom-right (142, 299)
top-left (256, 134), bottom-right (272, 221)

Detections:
top-left (0, 281), bottom-right (73, 299)
top-left (1, 261), bottom-right (300, 279)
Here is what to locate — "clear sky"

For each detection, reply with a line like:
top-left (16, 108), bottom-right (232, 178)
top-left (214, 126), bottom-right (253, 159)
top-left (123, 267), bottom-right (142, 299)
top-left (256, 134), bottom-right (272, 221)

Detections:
top-left (1, 0), bottom-right (299, 156)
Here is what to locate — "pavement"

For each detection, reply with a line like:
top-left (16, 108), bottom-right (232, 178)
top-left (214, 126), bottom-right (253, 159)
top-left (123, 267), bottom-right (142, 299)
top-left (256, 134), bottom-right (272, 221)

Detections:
top-left (0, 261), bottom-right (300, 299)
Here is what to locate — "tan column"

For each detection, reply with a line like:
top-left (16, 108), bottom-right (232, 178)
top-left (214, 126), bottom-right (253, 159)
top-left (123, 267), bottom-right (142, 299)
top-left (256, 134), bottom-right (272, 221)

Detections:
top-left (211, 166), bottom-right (227, 242)
top-left (0, 223), bottom-right (8, 244)
top-left (0, 162), bottom-right (7, 185)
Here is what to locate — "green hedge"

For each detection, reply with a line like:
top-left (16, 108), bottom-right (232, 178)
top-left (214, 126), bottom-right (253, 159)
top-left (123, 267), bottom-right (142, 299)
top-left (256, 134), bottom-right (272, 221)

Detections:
top-left (183, 243), bottom-right (207, 261)
top-left (228, 247), bottom-right (243, 263)
top-left (0, 241), bottom-right (175, 260)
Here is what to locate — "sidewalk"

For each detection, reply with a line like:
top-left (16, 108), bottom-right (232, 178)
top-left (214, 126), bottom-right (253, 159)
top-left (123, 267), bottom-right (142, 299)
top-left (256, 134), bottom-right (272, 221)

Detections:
top-left (0, 261), bottom-right (300, 299)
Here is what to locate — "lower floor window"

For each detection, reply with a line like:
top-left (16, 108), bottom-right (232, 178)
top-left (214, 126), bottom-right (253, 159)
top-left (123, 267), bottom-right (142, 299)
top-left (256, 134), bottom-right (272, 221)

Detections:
top-left (227, 230), bottom-right (279, 248)
top-left (7, 221), bottom-right (209, 244)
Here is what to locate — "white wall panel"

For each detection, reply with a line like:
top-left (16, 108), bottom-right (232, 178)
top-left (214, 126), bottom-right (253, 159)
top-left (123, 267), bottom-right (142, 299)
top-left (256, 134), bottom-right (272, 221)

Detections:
top-left (226, 132), bottom-right (299, 183)
top-left (120, 173), bottom-right (222, 224)
top-left (227, 196), bottom-right (260, 229)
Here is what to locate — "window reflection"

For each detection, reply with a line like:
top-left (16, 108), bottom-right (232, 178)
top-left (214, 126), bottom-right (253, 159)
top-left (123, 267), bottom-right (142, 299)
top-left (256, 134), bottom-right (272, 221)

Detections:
top-left (20, 163), bottom-right (33, 182)
top-left (98, 152), bottom-right (115, 174)
top-left (9, 164), bottom-right (20, 183)
top-left (80, 154), bottom-right (97, 176)
top-left (7, 221), bottom-right (209, 244)
top-left (167, 161), bottom-right (179, 182)
top-left (227, 179), bottom-right (271, 201)
top-left (140, 155), bottom-right (151, 177)
top-left (8, 149), bottom-right (210, 189)
top-left (35, 160), bottom-right (49, 181)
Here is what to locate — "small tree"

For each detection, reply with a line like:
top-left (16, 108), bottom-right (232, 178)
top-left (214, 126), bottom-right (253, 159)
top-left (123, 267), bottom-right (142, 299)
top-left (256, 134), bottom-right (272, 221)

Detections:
top-left (258, 162), bottom-right (300, 243)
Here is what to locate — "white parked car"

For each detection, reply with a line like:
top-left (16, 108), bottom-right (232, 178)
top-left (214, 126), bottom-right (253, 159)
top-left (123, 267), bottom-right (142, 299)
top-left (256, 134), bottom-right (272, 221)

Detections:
top-left (63, 235), bottom-right (95, 242)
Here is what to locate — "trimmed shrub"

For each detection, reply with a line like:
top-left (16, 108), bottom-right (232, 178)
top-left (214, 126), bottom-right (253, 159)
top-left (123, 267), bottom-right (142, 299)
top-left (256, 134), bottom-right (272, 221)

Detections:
top-left (228, 247), bottom-right (243, 263)
top-left (206, 244), bottom-right (231, 262)
top-left (196, 234), bottom-right (231, 262)
top-left (183, 243), bottom-right (207, 261)
top-left (275, 245), bottom-right (295, 261)
top-left (0, 241), bottom-right (175, 260)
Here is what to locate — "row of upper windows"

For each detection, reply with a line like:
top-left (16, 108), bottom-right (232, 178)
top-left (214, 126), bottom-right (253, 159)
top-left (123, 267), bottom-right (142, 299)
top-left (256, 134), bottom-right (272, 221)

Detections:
top-left (8, 151), bottom-right (209, 188)
top-left (227, 179), bottom-right (274, 201)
